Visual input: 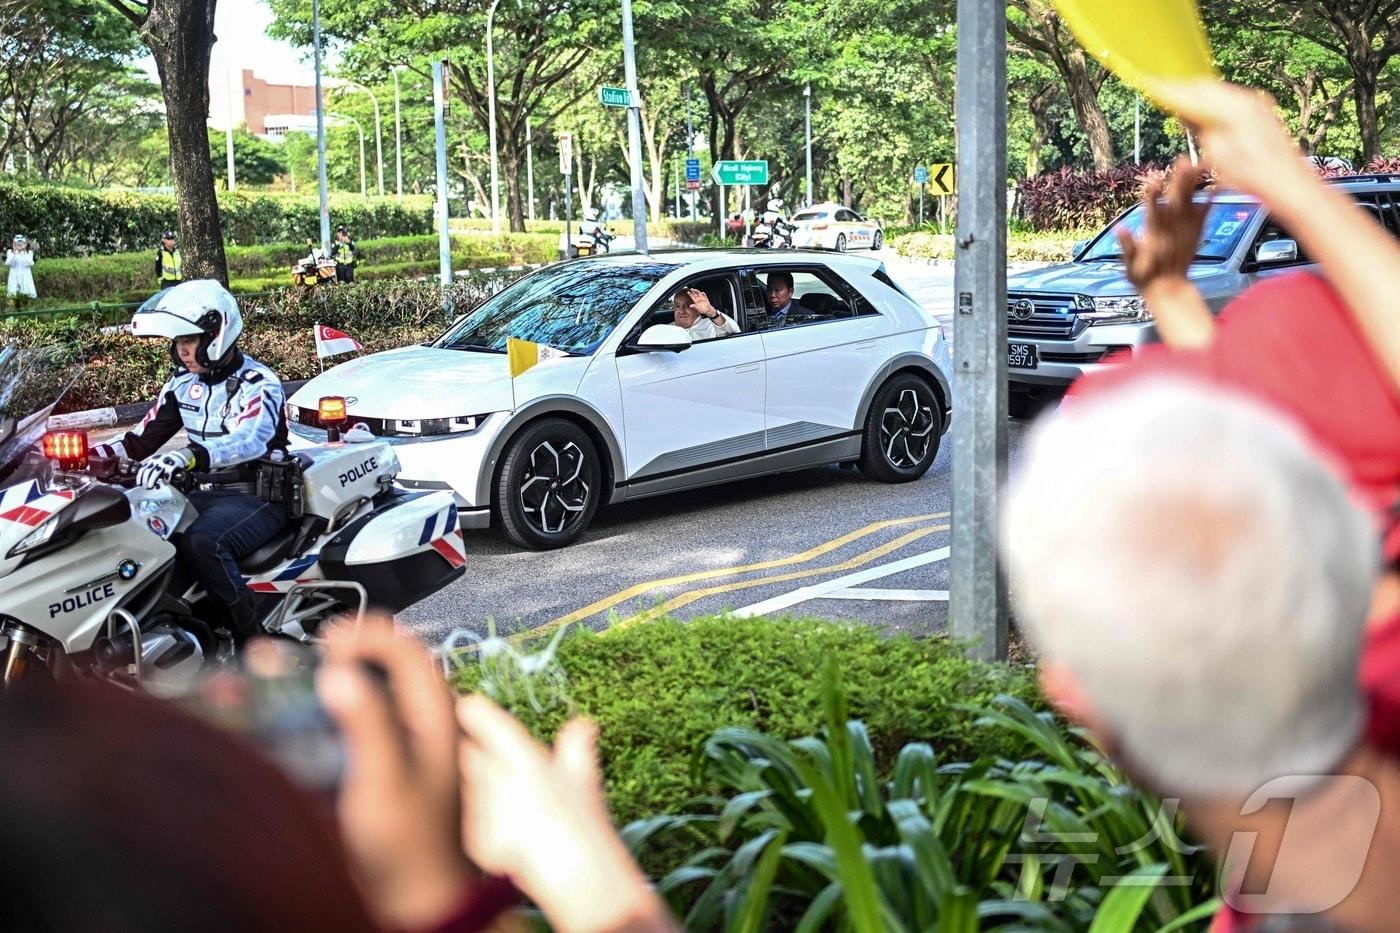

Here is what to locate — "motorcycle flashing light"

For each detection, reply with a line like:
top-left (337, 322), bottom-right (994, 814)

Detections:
top-left (42, 430), bottom-right (89, 465)
top-left (318, 395), bottom-right (349, 443)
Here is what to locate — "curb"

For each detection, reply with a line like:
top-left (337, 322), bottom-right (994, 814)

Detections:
top-left (48, 378), bottom-right (311, 432)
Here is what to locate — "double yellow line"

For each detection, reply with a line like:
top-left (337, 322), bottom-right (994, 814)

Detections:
top-left (514, 511), bottom-right (950, 643)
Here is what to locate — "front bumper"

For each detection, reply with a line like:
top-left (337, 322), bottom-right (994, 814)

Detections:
top-left (1007, 320), bottom-right (1156, 389)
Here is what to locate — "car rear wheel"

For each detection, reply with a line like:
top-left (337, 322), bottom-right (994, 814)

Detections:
top-left (872, 230), bottom-right (884, 251)
top-left (495, 418), bottom-right (601, 549)
top-left (859, 374), bottom-right (941, 483)
top-left (835, 233), bottom-right (848, 252)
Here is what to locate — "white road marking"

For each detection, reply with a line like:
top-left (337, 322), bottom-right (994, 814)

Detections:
top-left (816, 588), bottom-right (949, 601)
top-left (731, 546), bottom-right (951, 618)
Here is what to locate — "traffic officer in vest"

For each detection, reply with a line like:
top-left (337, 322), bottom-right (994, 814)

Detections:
top-left (330, 225), bottom-right (357, 283)
top-left (93, 280), bottom-right (290, 646)
top-left (155, 230), bottom-right (182, 286)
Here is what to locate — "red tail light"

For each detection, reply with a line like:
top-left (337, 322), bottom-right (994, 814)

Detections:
top-left (811, 223), bottom-right (830, 230)
top-left (42, 430), bottom-right (89, 463)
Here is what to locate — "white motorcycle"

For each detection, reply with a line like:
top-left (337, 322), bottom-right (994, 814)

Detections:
top-left (749, 200), bottom-right (794, 249)
top-left (0, 348), bottom-right (467, 691)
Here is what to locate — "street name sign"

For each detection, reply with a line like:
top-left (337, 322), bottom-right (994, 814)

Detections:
top-left (685, 158), bottom-right (701, 181)
top-left (914, 165), bottom-right (929, 184)
top-left (929, 162), bottom-right (955, 195)
top-left (599, 86), bottom-right (631, 107)
top-left (711, 160), bottom-right (769, 185)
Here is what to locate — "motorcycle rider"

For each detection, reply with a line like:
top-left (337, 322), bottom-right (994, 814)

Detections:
top-left (755, 198), bottom-right (793, 248)
top-left (580, 208), bottom-right (611, 250)
top-left (93, 280), bottom-right (289, 645)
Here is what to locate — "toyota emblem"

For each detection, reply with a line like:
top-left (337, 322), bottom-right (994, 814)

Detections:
top-left (1013, 299), bottom-right (1034, 320)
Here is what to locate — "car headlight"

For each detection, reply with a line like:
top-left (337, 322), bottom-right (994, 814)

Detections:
top-left (8, 513), bottom-right (59, 558)
top-left (1077, 295), bottom-right (1152, 325)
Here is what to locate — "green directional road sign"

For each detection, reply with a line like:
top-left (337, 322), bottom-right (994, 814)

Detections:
top-left (711, 160), bottom-right (769, 185)
top-left (599, 85), bottom-right (630, 107)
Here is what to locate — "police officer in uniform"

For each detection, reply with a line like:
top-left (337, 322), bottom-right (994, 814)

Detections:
top-left (93, 280), bottom-right (289, 645)
top-left (155, 230), bottom-right (182, 286)
top-left (330, 225), bottom-right (357, 283)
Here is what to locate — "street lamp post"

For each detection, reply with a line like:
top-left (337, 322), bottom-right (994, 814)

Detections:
top-left (685, 85), bottom-right (695, 221)
top-left (486, 0), bottom-right (502, 238)
top-left (804, 83), bottom-right (813, 207)
top-left (392, 66), bottom-right (404, 198)
top-left (312, 0), bottom-right (330, 253)
top-left (526, 121), bottom-right (536, 221)
top-left (432, 60), bottom-right (452, 286)
top-left (328, 113), bottom-right (367, 196)
top-left (224, 65), bottom-right (237, 193)
top-left (620, 0), bottom-right (648, 253)
top-left (340, 79), bottom-right (384, 196)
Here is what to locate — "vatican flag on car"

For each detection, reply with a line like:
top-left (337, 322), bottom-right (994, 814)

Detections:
top-left (507, 337), bottom-right (569, 378)
top-left (1051, 0), bottom-right (1219, 109)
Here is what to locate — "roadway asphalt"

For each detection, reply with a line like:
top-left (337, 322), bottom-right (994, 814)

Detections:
top-left (400, 252), bottom-right (1040, 646)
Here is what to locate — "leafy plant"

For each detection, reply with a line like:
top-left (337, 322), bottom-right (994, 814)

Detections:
top-left (625, 662), bottom-right (1217, 931)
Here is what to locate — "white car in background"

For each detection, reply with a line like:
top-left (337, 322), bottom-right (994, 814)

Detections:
top-left (287, 250), bottom-right (951, 549)
top-left (789, 203), bottom-right (884, 252)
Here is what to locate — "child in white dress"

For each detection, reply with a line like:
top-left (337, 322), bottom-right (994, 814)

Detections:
top-left (5, 235), bottom-right (36, 309)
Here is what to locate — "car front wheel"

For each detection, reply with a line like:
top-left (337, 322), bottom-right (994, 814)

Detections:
top-left (495, 418), bottom-right (602, 549)
top-left (859, 374), bottom-right (941, 483)
top-left (835, 233), bottom-right (848, 252)
top-left (872, 230), bottom-right (884, 251)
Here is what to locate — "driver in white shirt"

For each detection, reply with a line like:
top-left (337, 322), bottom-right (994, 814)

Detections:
top-left (672, 287), bottom-right (739, 340)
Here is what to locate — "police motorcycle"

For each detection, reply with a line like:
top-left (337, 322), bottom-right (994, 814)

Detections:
top-left (749, 198), bottom-right (795, 249)
top-left (0, 347), bottom-right (467, 692)
top-left (571, 209), bottom-right (614, 258)
top-left (292, 240), bottom-right (338, 287)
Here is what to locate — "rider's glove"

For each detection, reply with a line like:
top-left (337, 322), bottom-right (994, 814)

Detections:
top-left (137, 447), bottom-right (195, 490)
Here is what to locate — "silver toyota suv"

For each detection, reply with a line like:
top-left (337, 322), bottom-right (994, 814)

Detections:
top-left (1005, 174), bottom-right (1400, 418)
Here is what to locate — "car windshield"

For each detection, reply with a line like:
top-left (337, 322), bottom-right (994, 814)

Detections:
top-left (1080, 200), bottom-right (1261, 263)
top-left (433, 261), bottom-right (675, 355)
top-left (793, 211), bottom-right (827, 222)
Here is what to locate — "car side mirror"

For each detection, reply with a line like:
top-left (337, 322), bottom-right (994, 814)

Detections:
top-left (1071, 239), bottom-right (1090, 259)
top-left (633, 324), bottom-right (692, 353)
top-left (1256, 239), bottom-right (1299, 264)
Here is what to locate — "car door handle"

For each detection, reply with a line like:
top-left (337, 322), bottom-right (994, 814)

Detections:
top-left (854, 341), bottom-right (876, 350)
top-left (734, 363), bottom-right (760, 374)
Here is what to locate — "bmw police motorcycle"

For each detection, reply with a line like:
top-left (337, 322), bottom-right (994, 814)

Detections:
top-left (0, 345), bottom-right (466, 692)
top-left (750, 199), bottom-right (795, 249)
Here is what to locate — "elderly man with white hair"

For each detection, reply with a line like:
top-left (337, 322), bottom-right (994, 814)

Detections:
top-left (1003, 378), bottom-right (1400, 928)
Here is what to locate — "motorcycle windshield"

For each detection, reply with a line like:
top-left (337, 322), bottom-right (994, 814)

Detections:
top-left (0, 343), bottom-right (85, 495)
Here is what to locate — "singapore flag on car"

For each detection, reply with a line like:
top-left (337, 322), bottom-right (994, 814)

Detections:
top-left (315, 323), bottom-right (363, 359)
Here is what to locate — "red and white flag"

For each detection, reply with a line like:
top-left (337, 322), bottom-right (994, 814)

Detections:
top-left (315, 323), bottom-right (363, 359)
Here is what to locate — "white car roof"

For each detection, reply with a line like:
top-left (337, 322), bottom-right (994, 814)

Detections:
top-left (563, 248), bottom-right (883, 276)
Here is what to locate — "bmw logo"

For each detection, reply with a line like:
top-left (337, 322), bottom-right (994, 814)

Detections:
top-left (1013, 299), bottom-right (1035, 320)
top-left (117, 559), bottom-right (141, 581)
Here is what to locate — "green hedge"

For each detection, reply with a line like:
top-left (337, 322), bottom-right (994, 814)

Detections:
top-left (30, 233), bottom-right (556, 304)
top-left (0, 275), bottom-right (516, 409)
top-left (0, 180), bottom-right (433, 257)
top-left (450, 616), bottom-right (1041, 831)
top-left (891, 230), bottom-right (1094, 263)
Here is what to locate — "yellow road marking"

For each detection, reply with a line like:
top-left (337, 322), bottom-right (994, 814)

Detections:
top-left (513, 512), bottom-right (950, 642)
top-left (612, 523), bottom-right (949, 630)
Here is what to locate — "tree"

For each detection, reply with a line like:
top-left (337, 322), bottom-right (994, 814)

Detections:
top-left (103, 0), bottom-right (227, 283)
top-left (208, 128), bottom-right (285, 187)
top-left (1007, 0), bottom-right (1117, 171)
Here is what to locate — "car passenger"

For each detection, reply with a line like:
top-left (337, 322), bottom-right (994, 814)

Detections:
top-left (671, 287), bottom-right (738, 341)
top-left (765, 271), bottom-right (798, 325)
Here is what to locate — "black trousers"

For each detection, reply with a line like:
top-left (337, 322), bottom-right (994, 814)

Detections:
top-left (336, 263), bottom-right (355, 283)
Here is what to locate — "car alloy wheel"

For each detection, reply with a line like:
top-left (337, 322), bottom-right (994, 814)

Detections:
top-left (519, 439), bottom-right (591, 535)
top-left (880, 387), bottom-right (935, 468)
top-left (835, 233), bottom-right (847, 252)
top-left (873, 230), bottom-right (884, 251)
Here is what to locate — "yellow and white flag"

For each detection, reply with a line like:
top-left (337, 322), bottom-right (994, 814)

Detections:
top-left (507, 337), bottom-right (570, 378)
top-left (1052, 0), bottom-right (1218, 110)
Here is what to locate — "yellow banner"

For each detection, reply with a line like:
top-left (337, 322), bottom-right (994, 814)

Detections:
top-left (506, 337), bottom-right (539, 379)
top-left (1052, 0), bottom-right (1218, 108)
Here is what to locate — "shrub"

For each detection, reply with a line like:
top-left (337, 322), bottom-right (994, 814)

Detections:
top-left (29, 233), bottom-right (556, 304)
top-left (891, 231), bottom-right (1095, 263)
top-left (0, 180), bottom-right (433, 257)
top-left (626, 667), bottom-right (1218, 930)
top-left (1015, 165), bottom-right (1160, 232)
top-left (449, 616), bottom-right (1041, 832)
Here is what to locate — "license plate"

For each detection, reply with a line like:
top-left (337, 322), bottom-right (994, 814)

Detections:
top-left (1008, 343), bottom-right (1038, 369)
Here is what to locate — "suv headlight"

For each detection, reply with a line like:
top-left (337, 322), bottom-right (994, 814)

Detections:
top-left (1077, 295), bottom-right (1152, 325)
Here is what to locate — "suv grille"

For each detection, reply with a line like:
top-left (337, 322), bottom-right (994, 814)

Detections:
top-left (1006, 292), bottom-right (1083, 339)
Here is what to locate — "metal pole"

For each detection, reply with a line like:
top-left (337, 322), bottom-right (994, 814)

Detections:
top-left (919, 182), bottom-right (924, 226)
top-left (393, 67), bottom-right (403, 198)
top-left (486, 0), bottom-right (502, 238)
top-left (686, 86), bottom-right (696, 222)
top-left (620, 0), bottom-right (648, 253)
top-left (719, 182), bottom-right (725, 238)
top-left (1134, 93), bottom-right (1141, 165)
top-left (804, 83), bottom-right (813, 207)
top-left (432, 60), bottom-right (452, 285)
top-left (526, 122), bottom-right (536, 221)
top-left (565, 171), bottom-right (573, 257)
top-left (950, 0), bottom-right (1008, 662)
top-left (342, 81), bottom-right (384, 195)
top-left (673, 154), bottom-right (680, 218)
top-left (224, 66), bottom-right (237, 192)
top-left (313, 0), bottom-right (330, 253)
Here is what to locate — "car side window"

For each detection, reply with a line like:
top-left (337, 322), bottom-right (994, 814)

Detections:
top-left (1354, 192), bottom-right (1400, 240)
top-left (639, 273), bottom-right (747, 341)
top-left (748, 268), bottom-right (855, 328)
